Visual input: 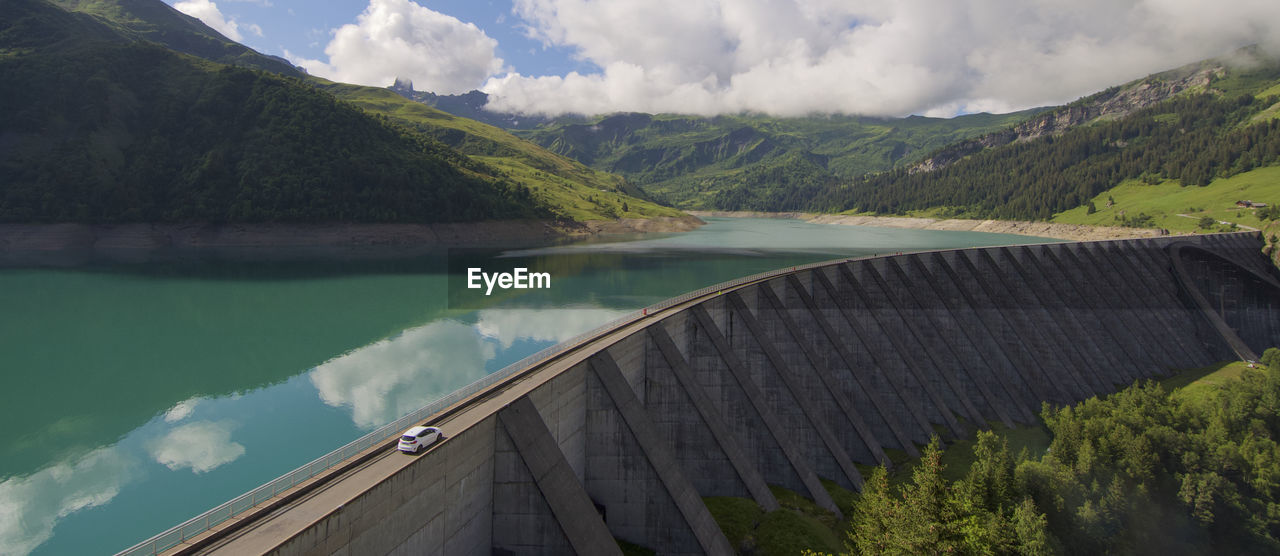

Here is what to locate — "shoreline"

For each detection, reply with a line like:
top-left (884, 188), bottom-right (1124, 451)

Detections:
top-left (0, 215), bottom-right (706, 252)
top-left (688, 210), bottom-right (1168, 241)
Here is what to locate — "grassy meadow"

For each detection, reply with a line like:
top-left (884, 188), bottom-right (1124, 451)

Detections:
top-left (1051, 166), bottom-right (1280, 233)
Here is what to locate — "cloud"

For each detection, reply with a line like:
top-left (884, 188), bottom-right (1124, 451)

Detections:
top-left (288, 0), bottom-right (504, 93)
top-left (173, 0), bottom-right (260, 42)
top-left (309, 320), bottom-right (490, 429)
top-left (148, 421), bottom-right (246, 474)
top-left (0, 447), bottom-right (133, 555)
top-left (484, 0), bottom-right (1280, 117)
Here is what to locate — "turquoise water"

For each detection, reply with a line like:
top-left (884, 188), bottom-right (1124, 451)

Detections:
top-left (0, 218), bottom-right (1053, 555)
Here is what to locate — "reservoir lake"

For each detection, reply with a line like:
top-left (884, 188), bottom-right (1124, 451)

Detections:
top-left (0, 217), bottom-right (1054, 555)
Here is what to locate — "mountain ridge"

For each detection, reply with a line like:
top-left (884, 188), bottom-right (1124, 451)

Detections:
top-left (1, 0), bottom-right (683, 226)
top-left (48, 0), bottom-right (300, 75)
top-left (402, 47), bottom-right (1280, 217)
top-left (508, 109), bottom-right (1043, 208)
top-left (909, 50), bottom-right (1276, 173)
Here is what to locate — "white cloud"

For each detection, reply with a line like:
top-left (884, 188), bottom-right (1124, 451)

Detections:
top-left (483, 0), bottom-right (1280, 117)
top-left (174, 0), bottom-right (259, 43)
top-left (0, 447), bottom-right (133, 555)
top-left (309, 320), bottom-right (490, 429)
top-left (288, 0), bottom-right (504, 93)
top-left (148, 421), bottom-right (246, 474)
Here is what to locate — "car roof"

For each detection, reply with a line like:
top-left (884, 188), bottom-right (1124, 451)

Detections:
top-left (403, 425), bottom-right (434, 435)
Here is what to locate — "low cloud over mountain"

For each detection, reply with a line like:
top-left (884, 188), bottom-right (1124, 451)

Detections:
top-left (287, 0), bottom-right (1280, 117)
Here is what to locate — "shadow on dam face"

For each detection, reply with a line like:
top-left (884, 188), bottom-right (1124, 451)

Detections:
top-left (180, 232), bottom-right (1280, 556)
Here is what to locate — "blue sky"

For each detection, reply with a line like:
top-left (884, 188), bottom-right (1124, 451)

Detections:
top-left (166, 0), bottom-right (1280, 118)
top-left (164, 0), bottom-right (597, 78)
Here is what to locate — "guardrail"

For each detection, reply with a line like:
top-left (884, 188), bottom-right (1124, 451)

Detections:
top-left (113, 248), bottom-right (982, 556)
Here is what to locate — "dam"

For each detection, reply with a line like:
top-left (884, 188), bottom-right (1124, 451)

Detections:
top-left (144, 232), bottom-right (1280, 555)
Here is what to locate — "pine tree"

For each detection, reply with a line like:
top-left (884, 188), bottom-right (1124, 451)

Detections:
top-left (900, 437), bottom-right (950, 552)
top-left (964, 430), bottom-right (1016, 512)
top-left (851, 466), bottom-right (905, 555)
top-left (1012, 497), bottom-right (1054, 555)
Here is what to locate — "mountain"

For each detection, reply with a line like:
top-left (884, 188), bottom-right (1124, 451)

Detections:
top-left (503, 106), bottom-right (1043, 209)
top-left (48, 0), bottom-right (299, 75)
top-left (418, 47), bottom-right (1280, 219)
top-left (0, 0), bottom-right (548, 223)
top-left (911, 48), bottom-right (1280, 173)
top-left (389, 80), bottom-right (554, 130)
top-left (317, 81), bottom-right (677, 221)
top-left (368, 82), bottom-right (676, 221)
top-left (809, 49), bottom-right (1280, 220)
top-left (405, 48), bottom-right (1280, 219)
top-left (2, 0), bottom-right (681, 224)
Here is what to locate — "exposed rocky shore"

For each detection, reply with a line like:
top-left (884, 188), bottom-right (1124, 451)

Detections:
top-left (689, 211), bottom-right (1167, 241)
top-left (0, 215), bottom-right (706, 252)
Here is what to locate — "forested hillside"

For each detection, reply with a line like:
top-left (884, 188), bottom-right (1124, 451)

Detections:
top-left (1, 0), bottom-right (686, 224)
top-left (48, 0), bottom-right (299, 75)
top-left (507, 110), bottom-right (1041, 209)
top-left (0, 0), bottom-right (548, 223)
top-left (814, 90), bottom-right (1280, 219)
top-left (64, 0), bottom-right (680, 222)
top-left (834, 354), bottom-right (1280, 555)
top-left (319, 82), bottom-right (680, 221)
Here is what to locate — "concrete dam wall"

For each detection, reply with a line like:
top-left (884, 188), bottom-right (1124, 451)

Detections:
top-left (196, 232), bottom-right (1280, 556)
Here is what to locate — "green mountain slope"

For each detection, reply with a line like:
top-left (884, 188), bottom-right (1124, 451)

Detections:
top-left (418, 47), bottom-right (1279, 217)
top-left (41, 0), bottom-right (681, 223)
top-left (389, 83), bottom-right (553, 130)
top-left (48, 0), bottom-right (299, 75)
top-left (0, 0), bottom-right (541, 223)
top-left (506, 109), bottom-right (1042, 209)
top-left (1051, 166), bottom-right (1280, 233)
top-left (910, 47), bottom-right (1280, 174)
top-left (4, 0), bottom-right (683, 224)
top-left (809, 52), bottom-right (1280, 220)
top-left (315, 82), bottom-right (682, 221)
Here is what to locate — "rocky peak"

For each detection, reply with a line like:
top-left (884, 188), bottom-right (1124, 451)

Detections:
top-left (391, 76), bottom-right (414, 93)
top-left (911, 64), bottom-right (1225, 174)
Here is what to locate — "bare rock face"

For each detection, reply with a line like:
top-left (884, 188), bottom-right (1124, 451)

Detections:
top-left (911, 64), bottom-right (1224, 174)
top-left (391, 77), bottom-right (414, 93)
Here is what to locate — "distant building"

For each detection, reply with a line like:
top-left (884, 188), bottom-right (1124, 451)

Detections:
top-left (1236, 200), bottom-right (1267, 208)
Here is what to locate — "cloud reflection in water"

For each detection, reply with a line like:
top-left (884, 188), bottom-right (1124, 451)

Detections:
top-left (473, 307), bottom-right (627, 349)
top-left (0, 446), bottom-right (134, 555)
top-left (148, 421), bottom-right (246, 474)
top-left (309, 320), bottom-right (488, 429)
top-left (309, 307), bottom-right (626, 429)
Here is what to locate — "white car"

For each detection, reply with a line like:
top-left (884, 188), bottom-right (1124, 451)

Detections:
top-left (397, 425), bottom-right (443, 453)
